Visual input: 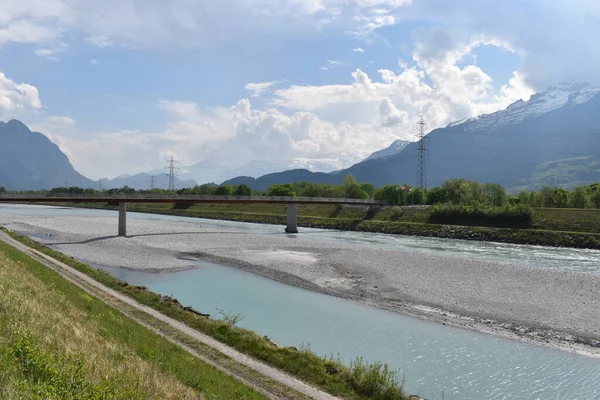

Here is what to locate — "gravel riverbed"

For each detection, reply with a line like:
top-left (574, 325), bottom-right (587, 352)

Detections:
top-left (2, 205), bottom-right (599, 355)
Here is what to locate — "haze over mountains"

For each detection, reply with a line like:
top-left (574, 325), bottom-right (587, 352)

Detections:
top-left (224, 83), bottom-right (600, 191)
top-left (1, 84), bottom-right (599, 192)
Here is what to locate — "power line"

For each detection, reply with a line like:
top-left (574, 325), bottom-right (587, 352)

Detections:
top-left (416, 115), bottom-right (428, 189)
top-left (149, 175), bottom-right (156, 190)
top-left (165, 156), bottom-right (179, 191)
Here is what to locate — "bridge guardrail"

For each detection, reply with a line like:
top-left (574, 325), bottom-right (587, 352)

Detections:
top-left (0, 193), bottom-right (384, 205)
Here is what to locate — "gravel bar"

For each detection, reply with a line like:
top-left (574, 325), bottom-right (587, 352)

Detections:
top-left (1, 206), bottom-right (599, 355)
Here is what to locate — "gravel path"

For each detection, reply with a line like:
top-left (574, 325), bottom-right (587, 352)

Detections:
top-left (2, 207), bottom-right (599, 354)
top-left (0, 229), bottom-right (338, 400)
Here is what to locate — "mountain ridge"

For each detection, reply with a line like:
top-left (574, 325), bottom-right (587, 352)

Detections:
top-left (224, 83), bottom-right (600, 191)
top-left (0, 119), bottom-right (93, 190)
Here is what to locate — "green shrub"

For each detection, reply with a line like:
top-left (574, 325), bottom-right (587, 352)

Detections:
top-left (430, 203), bottom-right (533, 228)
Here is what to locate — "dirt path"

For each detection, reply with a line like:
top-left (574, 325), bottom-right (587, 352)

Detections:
top-left (0, 230), bottom-right (340, 400)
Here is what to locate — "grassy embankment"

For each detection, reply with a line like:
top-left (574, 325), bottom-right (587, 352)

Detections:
top-left (47, 201), bottom-right (600, 249)
top-left (0, 239), bottom-right (268, 400)
top-left (1, 229), bottom-right (410, 400)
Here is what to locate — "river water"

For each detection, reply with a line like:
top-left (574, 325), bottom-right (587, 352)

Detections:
top-left (2, 204), bottom-right (600, 399)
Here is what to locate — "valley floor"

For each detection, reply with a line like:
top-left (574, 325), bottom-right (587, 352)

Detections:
top-left (2, 206), bottom-right (599, 358)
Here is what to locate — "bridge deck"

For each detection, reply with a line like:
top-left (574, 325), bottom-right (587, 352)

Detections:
top-left (0, 196), bottom-right (383, 206)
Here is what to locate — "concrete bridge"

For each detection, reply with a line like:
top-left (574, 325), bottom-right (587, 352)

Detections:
top-left (0, 195), bottom-right (383, 236)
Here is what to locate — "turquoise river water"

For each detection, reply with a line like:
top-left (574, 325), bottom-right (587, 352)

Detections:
top-left (2, 205), bottom-right (600, 399)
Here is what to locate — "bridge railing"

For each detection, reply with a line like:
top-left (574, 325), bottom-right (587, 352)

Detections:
top-left (0, 193), bottom-right (384, 205)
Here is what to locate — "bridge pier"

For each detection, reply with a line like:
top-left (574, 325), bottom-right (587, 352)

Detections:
top-left (285, 204), bottom-right (298, 233)
top-left (118, 202), bottom-right (127, 237)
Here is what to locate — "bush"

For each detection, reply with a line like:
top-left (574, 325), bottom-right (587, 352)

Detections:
top-left (214, 185), bottom-right (234, 195)
top-left (430, 203), bottom-right (533, 228)
top-left (266, 184), bottom-right (296, 197)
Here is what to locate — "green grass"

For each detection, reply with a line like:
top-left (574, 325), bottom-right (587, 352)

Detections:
top-left (533, 208), bottom-right (600, 233)
top-left (0, 240), bottom-right (267, 400)
top-left (2, 229), bottom-right (409, 400)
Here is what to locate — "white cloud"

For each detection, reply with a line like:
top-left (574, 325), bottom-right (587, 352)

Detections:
top-left (53, 96), bottom-right (403, 178)
top-left (47, 116), bottom-right (76, 125)
top-left (159, 100), bottom-right (201, 121)
top-left (0, 20), bottom-right (59, 45)
top-left (401, 0), bottom-right (600, 88)
top-left (320, 59), bottom-right (348, 71)
top-left (245, 81), bottom-right (281, 97)
top-left (0, 0), bottom-right (412, 51)
top-left (350, 13), bottom-right (395, 37)
top-left (34, 42), bottom-right (67, 61)
top-left (86, 35), bottom-right (113, 48)
top-left (272, 34), bottom-right (533, 133)
top-left (352, 47), bottom-right (365, 52)
top-left (0, 72), bottom-right (42, 118)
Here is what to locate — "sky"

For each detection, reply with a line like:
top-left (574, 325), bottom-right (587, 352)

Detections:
top-left (1, 0), bottom-right (600, 180)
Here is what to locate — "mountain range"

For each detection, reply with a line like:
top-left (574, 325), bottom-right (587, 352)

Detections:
top-left (0, 119), bottom-right (93, 190)
top-left (224, 83), bottom-right (600, 191)
top-left (1, 83), bottom-right (599, 192)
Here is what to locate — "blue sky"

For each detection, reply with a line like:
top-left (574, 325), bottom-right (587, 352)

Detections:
top-left (1, 0), bottom-right (598, 181)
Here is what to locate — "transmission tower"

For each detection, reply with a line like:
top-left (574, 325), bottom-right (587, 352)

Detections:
top-left (165, 156), bottom-right (179, 191)
top-left (149, 175), bottom-right (156, 190)
top-left (415, 115), bottom-right (428, 190)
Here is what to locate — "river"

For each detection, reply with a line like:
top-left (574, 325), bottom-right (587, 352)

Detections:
top-left (1, 204), bottom-right (600, 399)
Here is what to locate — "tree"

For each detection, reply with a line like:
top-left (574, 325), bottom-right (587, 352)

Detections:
top-left (295, 182), bottom-right (322, 197)
top-left (442, 178), bottom-right (470, 204)
top-left (408, 187), bottom-right (425, 205)
top-left (550, 188), bottom-right (569, 208)
top-left (197, 183), bottom-right (218, 195)
top-left (0, 186), bottom-right (5, 193)
top-left (234, 184), bottom-right (252, 196)
top-left (343, 175), bottom-right (359, 188)
top-left (266, 184), bottom-right (296, 197)
top-left (483, 183), bottom-right (507, 206)
top-left (590, 190), bottom-right (600, 208)
top-left (373, 184), bottom-right (400, 205)
top-left (518, 190), bottom-right (530, 205)
top-left (214, 185), bottom-right (234, 195)
top-left (360, 183), bottom-right (376, 197)
top-left (425, 186), bottom-right (446, 205)
top-left (571, 187), bottom-right (589, 208)
top-left (342, 174), bottom-right (368, 199)
top-left (345, 185), bottom-right (369, 199)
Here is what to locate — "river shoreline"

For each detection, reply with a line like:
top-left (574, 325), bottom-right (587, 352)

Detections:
top-left (1, 204), bottom-right (599, 360)
top-left (186, 251), bottom-right (600, 358)
top-left (28, 202), bottom-right (600, 250)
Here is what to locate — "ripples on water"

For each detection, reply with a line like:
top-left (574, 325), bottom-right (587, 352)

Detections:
top-left (98, 263), bottom-right (600, 400)
top-left (2, 204), bottom-right (600, 399)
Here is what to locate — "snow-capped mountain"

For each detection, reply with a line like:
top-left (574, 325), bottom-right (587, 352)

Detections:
top-left (448, 83), bottom-right (600, 132)
top-left (363, 139), bottom-right (411, 162)
top-left (224, 83), bottom-right (600, 191)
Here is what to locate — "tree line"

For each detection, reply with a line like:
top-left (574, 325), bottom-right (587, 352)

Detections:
top-left (2, 177), bottom-right (600, 209)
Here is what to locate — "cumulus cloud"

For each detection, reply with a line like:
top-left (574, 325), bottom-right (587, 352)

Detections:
top-left (400, 0), bottom-right (600, 88)
top-left (54, 96), bottom-right (403, 178)
top-left (272, 36), bottom-right (533, 133)
top-left (0, 72), bottom-right (42, 118)
top-left (352, 47), bottom-right (366, 52)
